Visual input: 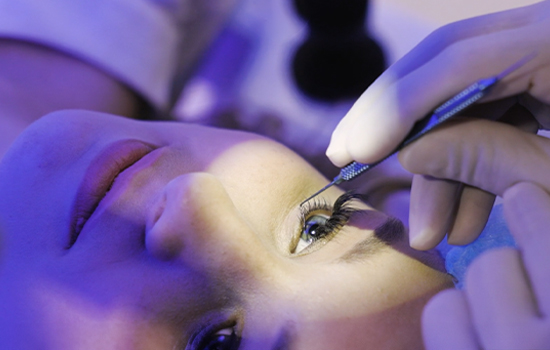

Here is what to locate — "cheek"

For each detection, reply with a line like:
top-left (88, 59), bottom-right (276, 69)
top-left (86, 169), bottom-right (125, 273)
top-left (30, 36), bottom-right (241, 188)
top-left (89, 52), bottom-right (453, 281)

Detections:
top-left (0, 185), bottom-right (74, 255)
top-left (33, 284), bottom-right (182, 350)
top-left (242, 271), bottom-right (430, 350)
top-left (291, 298), bottom-right (427, 350)
top-left (277, 250), bottom-right (451, 321)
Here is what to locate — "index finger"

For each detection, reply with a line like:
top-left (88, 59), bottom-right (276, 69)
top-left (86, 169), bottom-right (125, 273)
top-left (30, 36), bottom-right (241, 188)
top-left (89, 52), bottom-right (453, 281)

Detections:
top-left (326, 1), bottom-right (547, 167)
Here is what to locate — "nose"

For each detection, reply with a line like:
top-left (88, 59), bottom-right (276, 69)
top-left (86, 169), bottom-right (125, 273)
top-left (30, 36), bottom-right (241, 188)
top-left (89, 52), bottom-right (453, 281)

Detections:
top-left (145, 172), bottom-right (274, 284)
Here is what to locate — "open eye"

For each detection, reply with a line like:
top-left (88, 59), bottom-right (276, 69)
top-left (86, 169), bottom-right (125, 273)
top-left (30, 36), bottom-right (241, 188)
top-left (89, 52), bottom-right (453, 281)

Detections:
top-left (197, 327), bottom-right (240, 350)
top-left (295, 214), bottom-right (330, 253)
top-left (294, 192), bottom-right (362, 255)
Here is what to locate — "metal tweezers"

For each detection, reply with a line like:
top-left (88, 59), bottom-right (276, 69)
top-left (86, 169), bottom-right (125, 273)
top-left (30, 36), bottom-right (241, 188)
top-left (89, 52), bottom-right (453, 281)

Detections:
top-left (301, 53), bottom-right (535, 205)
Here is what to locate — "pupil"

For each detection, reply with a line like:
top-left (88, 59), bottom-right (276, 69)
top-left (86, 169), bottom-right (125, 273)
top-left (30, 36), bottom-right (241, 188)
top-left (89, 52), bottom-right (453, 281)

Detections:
top-left (306, 222), bottom-right (321, 237)
top-left (303, 215), bottom-right (329, 239)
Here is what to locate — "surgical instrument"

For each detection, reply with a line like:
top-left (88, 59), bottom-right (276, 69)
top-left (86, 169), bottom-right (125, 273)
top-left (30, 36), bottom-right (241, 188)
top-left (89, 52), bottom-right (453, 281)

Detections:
top-left (301, 53), bottom-right (536, 206)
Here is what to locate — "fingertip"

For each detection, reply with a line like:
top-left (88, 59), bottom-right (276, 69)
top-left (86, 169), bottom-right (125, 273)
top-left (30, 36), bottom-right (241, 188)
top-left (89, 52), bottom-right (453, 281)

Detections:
top-left (410, 227), bottom-right (443, 251)
top-left (408, 224), bottom-right (424, 249)
top-left (410, 233), bottom-right (429, 250)
top-left (409, 175), bottom-right (460, 250)
top-left (409, 220), bottom-right (445, 250)
top-left (327, 77), bottom-right (406, 165)
top-left (325, 143), bottom-right (352, 167)
top-left (326, 111), bottom-right (356, 167)
top-left (346, 115), bottom-right (403, 164)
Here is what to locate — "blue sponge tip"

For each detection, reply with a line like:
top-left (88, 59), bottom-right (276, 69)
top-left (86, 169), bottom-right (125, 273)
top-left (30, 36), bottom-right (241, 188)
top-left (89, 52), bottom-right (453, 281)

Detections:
top-left (437, 204), bottom-right (517, 289)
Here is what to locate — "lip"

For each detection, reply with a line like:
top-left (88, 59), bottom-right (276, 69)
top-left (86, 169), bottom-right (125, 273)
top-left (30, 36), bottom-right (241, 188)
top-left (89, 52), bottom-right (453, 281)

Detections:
top-left (68, 139), bottom-right (157, 248)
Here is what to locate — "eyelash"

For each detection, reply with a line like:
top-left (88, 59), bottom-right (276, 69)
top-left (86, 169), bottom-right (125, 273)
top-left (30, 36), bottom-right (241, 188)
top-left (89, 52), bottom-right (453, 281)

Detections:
top-left (294, 192), bottom-right (363, 253)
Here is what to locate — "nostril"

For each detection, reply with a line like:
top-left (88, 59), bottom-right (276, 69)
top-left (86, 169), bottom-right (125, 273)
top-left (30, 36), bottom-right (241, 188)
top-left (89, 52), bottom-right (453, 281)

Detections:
top-left (149, 192), bottom-right (167, 228)
top-left (144, 173), bottom-right (217, 261)
top-left (145, 190), bottom-right (183, 261)
top-left (146, 215), bottom-right (184, 261)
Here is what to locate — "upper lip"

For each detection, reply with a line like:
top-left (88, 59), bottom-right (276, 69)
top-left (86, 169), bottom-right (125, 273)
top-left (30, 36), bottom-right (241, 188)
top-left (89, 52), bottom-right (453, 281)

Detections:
top-left (68, 139), bottom-right (157, 248)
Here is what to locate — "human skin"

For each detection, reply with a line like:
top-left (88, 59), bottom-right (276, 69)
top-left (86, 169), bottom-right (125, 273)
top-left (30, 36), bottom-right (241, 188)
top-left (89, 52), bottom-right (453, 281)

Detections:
top-left (0, 110), bottom-right (453, 350)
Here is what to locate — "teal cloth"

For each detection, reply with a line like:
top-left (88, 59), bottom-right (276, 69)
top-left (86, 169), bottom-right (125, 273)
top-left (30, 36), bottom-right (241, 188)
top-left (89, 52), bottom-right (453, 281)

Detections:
top-left (436, 204), bottom-right (517, 289)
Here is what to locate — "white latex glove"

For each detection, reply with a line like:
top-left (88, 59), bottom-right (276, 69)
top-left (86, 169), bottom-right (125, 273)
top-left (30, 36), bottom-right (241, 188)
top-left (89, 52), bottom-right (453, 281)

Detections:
top-left (404, 109), bottom-right (541, 250)
top-left (398, 113), bottom-right (548, 247)
top-left (326, 0), bottom-right (550, 249)
top-left (327, 1), bottom-right (550, 167)
top-left (400, 117), bottom-right (550, 348)
top-left (422, 182), bottom-right (550, 349)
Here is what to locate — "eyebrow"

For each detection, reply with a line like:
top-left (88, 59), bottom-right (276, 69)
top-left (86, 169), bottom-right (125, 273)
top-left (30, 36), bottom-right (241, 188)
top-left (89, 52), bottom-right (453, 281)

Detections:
top-left (337, 216), bottom-right (406, 263)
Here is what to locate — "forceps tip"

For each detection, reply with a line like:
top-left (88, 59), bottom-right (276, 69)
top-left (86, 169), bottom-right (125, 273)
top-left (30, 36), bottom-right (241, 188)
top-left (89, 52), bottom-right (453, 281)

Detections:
top-left (300, 180), bottom-right (337, 206)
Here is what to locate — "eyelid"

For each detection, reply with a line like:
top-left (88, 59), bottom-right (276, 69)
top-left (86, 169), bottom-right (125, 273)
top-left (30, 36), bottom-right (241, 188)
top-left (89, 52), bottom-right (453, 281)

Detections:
top-left (299, 197), bottom-right (333, 224)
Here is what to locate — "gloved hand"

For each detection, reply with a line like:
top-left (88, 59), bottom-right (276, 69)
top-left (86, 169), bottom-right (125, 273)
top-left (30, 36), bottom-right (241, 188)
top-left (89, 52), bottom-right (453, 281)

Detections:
top-left (399, 115), bottom-right (550, 347)
top-left (422, 181), bottom-right (550, 350)
top-left (326, 0), bottom-right (550, 249)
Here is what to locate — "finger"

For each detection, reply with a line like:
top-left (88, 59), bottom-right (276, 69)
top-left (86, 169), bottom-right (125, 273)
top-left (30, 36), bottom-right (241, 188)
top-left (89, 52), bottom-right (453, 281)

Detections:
top-left (401, 107), bottom-right (543, 250)
top-left (399, 118), bottom-right (550, 197)
top-left (422, 289), bottom-right (479, 350)
top-left (409, 175), bottom-right (461, 250)
top-left (327, 2), bottom-right (547, 166)
top-left (503, 182), bottom-right (550, 317)
top-left (344, 46), bottom-right (541, 164)
top-left (447, 186), bottom-right (495, 246)
top-left (465, 248), bottom-right (538, 349)
top-left (326, 70), bottom-right (403, 167)
top-left (409, 175), bottom-right (495, 250)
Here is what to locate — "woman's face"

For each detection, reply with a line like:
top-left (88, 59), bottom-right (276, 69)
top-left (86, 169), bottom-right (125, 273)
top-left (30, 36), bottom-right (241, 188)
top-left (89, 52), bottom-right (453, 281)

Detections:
top-left (0, 111), bottom-right (452, 349)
